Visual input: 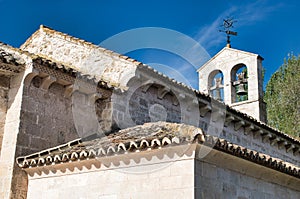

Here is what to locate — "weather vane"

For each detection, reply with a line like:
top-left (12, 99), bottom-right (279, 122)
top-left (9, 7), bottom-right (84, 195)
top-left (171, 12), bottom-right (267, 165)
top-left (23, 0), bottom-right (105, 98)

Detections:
top-left (219, 17), bottom-right (237, 48)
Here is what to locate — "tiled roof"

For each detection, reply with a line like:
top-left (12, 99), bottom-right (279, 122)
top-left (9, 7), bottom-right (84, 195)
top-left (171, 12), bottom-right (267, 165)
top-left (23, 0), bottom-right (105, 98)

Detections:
top-left (15, 25), bottom-right (300, 151)
top-left (206, 135), bottom-right (300, 178)
top-left (22, 25), bottom-right (142, 66)
top-left (16, 122), bottom-right (204, 167)
top-left (16, 122), bottom-right (300, 178)
top-left (0, 42), bottom-right (26, 75)
top-left (32, 25), bottom-right (299, 144)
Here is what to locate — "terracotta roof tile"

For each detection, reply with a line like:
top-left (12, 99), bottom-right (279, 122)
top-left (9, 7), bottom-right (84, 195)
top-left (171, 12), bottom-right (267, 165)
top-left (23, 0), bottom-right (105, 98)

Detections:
top-left (16, 122), bottom-right (204, 168)
top-left (16, 122), bottom-right (300, 178)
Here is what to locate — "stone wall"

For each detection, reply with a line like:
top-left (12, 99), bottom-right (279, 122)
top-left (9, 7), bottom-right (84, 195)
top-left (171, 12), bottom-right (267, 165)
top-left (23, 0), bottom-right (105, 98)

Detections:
top-left (198, 111), bottom-right (299, 166)
top-left (25, 149), bottom-right (195, 199)
top-left (16, 26), bottom-right (299, 199)
top-left (108, 74), bottom-right (298, 166)
top-left (197, 47), bottom-right (266, 122)
top-left (0, 75), bottom-right (9, 155)
top-left (195, 158), bottom-right (300, 198)
top-left (17, 77), bottom-right (78, 156)
top-left (224, 121), bottom-right (298, 166)
top-left (1, 72), bottom-right (79, 199)
top-left (116, 85), bottom-right (298, 167)
top-left (23, 144), bottom-right (300, 199)
top-left (0, 72), bottom-right (27, 199)
top-left (0, 65), bottom-right (113, 198)
top-left (96, 97), bottom-right (114, 134)
top-left (22, 26), bottom-right (140, 88)
top-left (112, 84), bottom-right (181, 129)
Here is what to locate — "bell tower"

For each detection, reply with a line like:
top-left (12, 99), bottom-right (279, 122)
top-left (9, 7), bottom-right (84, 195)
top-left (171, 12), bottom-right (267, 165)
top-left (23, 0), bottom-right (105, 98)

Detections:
top-left (197, 47), bottom-right (267, 123)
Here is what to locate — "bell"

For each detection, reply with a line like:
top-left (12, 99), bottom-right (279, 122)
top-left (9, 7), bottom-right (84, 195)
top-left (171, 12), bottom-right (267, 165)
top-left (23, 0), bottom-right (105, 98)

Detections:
top-left (236, 83), bottom-right (247, 96)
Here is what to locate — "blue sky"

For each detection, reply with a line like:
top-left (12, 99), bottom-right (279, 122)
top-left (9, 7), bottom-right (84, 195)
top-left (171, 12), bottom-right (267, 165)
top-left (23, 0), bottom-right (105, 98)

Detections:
top-left (0, 0), bottom-right (299, 89)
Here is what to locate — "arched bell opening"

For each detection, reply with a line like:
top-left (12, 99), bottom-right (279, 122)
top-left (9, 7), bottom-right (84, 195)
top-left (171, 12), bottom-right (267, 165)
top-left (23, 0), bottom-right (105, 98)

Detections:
top-left (231, 64), bottom-right (248, 103)
top-left (208, 70), bottom-right (224, 102)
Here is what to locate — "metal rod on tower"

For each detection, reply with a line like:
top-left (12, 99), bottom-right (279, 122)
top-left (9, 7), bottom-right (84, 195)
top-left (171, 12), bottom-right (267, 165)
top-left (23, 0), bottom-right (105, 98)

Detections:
top-left (219, 17), bottom-right (238, 48)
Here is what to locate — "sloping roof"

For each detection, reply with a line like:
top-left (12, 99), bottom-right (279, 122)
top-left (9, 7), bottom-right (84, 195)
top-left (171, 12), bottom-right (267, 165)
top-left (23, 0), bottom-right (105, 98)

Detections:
top-left (21, 25), bottom-right (142, 69)
top-left (0, 42), bottom-right (26, 75)
top-left (16, 122), bottom-right (204, 167)
top-left (0, 39), bottom-right (110, 89)
top-left (21, 25), bottom-right (197, 90)
top-left (8, 25), bottom-right (297, 158)
top-left (16, 122), bottom-right (300, 178)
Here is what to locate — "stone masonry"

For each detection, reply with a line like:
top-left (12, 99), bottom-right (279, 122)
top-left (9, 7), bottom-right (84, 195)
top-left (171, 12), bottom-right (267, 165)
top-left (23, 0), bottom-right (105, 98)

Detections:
top-left (0, 26), bottom-right (299, 198)
top-left (197, 47), bottom-right (267, 122)
top-left (16, 121), bottom-right (300, 199)
top-left (0, 75), bottom-right (9, 155)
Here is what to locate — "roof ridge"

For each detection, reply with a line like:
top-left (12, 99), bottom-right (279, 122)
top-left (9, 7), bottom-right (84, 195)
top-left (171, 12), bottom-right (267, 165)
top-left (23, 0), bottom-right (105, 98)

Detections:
top-left (39, 25), bottom-right (142, 66)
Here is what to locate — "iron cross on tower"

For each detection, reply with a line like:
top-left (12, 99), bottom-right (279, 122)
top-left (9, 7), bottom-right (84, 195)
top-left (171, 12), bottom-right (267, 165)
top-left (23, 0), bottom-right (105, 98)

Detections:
top-left (219, 17), bottom-right (237, 48)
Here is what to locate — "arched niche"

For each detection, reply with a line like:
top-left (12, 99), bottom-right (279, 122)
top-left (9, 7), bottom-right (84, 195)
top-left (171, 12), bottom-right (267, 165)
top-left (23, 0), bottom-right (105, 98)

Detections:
top-left (208, 70), bottom-right (224, 102)
top-left (231, 64), bottom-right (248, 103)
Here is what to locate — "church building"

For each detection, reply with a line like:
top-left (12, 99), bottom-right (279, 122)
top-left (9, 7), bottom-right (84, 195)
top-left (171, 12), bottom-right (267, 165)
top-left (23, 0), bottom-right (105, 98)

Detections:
top-left (0, 25), bottom-right (299, 199)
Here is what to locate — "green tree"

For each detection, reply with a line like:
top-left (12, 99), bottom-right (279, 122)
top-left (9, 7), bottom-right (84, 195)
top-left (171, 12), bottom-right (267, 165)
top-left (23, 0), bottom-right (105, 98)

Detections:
top-left (264, 54), bottom-right (300, 138)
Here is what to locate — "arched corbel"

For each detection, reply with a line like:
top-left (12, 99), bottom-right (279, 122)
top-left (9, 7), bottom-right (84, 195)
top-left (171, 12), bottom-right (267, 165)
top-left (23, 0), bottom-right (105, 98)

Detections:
top-left (157, 86), bottom-right (170, 99)
top-left (269, 137), bottom-right (280, 146)
top-left (244, 124), bottom-right (255, 135)
top-left (253, 129), bottom-right (263, 139)
top-left (172, 97), bottom-right (179, 106)
top-left (261, 132), bottom-right (273, 143)
top-left (64, 84), bottom-right (79, 98)
top-left (293, 147), bottom-right (299, 155)
top-left (200, 104), bottom-right (211, 117)
top-left (286, 144), bottom-right (295, 153)
top-left (23, 69), bottom-right (39, 86)
top-left (234, 120), bottom-right (245, 131)
top-left (40, 76), bottom-right (57, 90)
top-left (224, 115), bottom-right (235, 127)
top-left (141, 80), bottom-right (154, 93)
top-left (277, 140), bottom-right (288, 150)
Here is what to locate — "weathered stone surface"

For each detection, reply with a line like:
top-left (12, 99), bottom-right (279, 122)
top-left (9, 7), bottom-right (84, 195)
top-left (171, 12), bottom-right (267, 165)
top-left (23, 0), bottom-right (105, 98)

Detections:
top-left (0, 75), bottom-right (9, 155)
top-left (0, 71), bottom-right (27, 199)
top-left (25, 148), bottom-right (195, 199)
top-left (0, 26), bottom-right (298, 199)
top-left (19, 83), bottom-right (78, 153)
top-left (195, 158), bottom-right (300, 199)
top-left (198, 47), bottom-right (267, 122)
top-left (21, 25), bottom-right (140, 89)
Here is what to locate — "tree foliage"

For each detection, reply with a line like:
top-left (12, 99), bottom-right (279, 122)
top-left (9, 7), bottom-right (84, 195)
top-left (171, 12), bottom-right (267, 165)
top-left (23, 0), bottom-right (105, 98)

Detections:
top-left (264, 54), bottom-right (300, 138)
